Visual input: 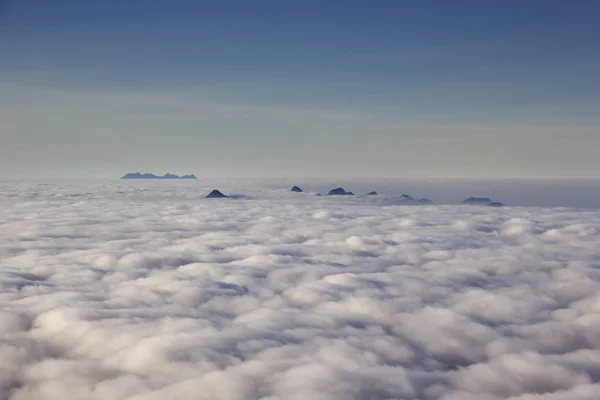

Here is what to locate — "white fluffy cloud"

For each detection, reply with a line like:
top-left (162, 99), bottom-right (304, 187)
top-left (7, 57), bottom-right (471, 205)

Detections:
top-left (1, 181), bottom-right (600, 399)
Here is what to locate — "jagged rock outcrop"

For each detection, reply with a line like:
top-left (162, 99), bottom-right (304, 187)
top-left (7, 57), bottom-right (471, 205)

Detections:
top-left (366, 191), bottom-right (378, 196)
top-left (291, 186), bottom-right (303, 193)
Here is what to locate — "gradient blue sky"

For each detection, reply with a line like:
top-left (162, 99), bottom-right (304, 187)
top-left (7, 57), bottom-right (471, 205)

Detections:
top-left (1, 0), bottom-right (599, 178)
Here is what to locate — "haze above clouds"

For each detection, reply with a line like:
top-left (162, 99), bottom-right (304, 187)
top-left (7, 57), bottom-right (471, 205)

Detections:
top-left (2, 181), bottom-right (600, 399)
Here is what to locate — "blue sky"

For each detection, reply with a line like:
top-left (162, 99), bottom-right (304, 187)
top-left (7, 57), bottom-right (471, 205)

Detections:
top-left (1, 0), bottom-right (599, 178)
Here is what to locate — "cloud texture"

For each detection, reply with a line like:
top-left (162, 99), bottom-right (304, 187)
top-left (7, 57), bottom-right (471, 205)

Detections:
top-left (1, 181), bottom-right (600, 399)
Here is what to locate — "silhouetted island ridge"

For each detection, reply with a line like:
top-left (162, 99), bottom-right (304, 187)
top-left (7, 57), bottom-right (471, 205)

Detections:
top-left (121, 173), bottom-right (197, 180)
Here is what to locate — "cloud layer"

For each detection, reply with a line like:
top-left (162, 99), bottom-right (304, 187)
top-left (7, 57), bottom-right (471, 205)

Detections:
top-left (1, 181), bottom-right (600, 399)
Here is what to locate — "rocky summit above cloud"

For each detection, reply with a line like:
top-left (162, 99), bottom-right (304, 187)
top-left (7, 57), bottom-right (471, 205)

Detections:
top-left (461, 197), bottom-right (507, 206)
top-left (291, 186), bottom-right (303, 192)
top-left (206, 189), bottom-right (228, 198)
top-left (121, 172), bottom-right (197, 179)
top-left (461, 197), bottom-right (493, 205)
top-left (328, 188), bottom-right (354, 196)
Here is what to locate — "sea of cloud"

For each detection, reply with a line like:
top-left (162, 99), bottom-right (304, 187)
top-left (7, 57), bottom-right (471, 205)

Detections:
top-left (1, 180), bottom-right (600, 400)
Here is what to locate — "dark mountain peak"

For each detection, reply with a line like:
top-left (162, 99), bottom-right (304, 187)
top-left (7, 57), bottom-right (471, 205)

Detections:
top-left (206, 189), bottom-right (228, 198)
top-left (328, 188), bottom-right (354, 196)
top-left (461, 197), bottom-right (492, 205)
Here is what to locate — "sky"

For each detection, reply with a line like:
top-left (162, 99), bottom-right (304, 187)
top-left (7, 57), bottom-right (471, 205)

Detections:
top-left (1, 0), bottom-right (599, 179)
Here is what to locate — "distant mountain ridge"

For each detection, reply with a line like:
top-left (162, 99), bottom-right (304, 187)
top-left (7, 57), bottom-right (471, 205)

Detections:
top-left (121, 172), bottom-right (197, 180)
